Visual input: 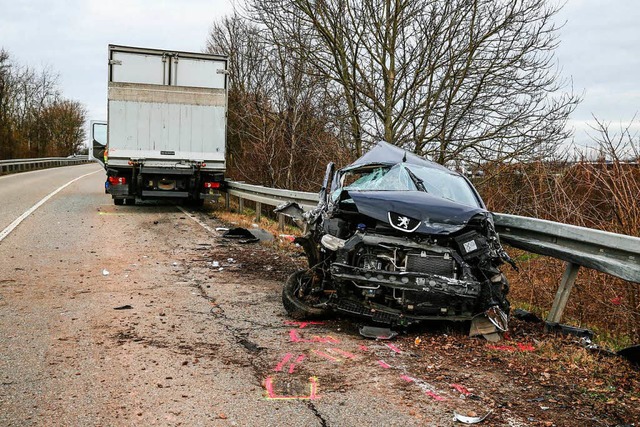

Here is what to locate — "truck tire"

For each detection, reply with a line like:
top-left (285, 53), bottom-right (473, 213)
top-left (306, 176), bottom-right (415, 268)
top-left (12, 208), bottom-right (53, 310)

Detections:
top-left (114, 198), bottom-right (124, 206)
top-left (282, 270), bottom-right (328, 319)
top-left (126, 198), bottom-right (136, 205)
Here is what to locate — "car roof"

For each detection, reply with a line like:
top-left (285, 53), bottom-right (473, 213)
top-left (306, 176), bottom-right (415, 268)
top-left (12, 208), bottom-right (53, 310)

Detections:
top-left (341, 141), bottom-right (454, 174)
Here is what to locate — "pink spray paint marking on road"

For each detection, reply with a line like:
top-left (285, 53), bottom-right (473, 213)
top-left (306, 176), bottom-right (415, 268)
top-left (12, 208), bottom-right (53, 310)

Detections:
top-left (289, 329), bottom-right (340, 344)
top-left (400, 375), bottom-right (415, 382)
top-left (328, 348), bottom-right (356, 359)
top-left (450, 383), bottom-right (472, 396)
top-left (289, 355), bottom-right (306, 373)
top-left (313, 350), bottom-right (340, 362)
top-left (284, 321), bottom-right (325, 329)
top-left (400, 374), bottom-right (447, 401)
top-left (426, 391), bottom-right (446, 401)
top-left (274, 353), bottom-right (293, 372)
top-left (359, 344), bottom-right (369, 351)
top-left (385, 343), bottom-right (402, 353)
top-left (377, 360), bottom-right (391, 369)
top-left (264, 376), bottom-right (319, 400)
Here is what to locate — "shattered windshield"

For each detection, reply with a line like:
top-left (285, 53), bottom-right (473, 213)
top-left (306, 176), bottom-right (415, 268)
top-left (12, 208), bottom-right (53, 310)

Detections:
top-left (339, 163), bottom-right (481, 208)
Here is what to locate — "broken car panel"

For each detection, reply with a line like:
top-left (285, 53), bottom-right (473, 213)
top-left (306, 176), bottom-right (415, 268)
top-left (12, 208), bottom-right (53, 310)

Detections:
top-left (278, 141), bottom-right (514, 335)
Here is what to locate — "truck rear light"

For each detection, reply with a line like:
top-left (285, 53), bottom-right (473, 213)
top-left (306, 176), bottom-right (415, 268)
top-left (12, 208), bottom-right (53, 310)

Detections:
top-left (203, 182), bottom-right (220, 189)
top-left (108, 176), bottom-right (127, 185)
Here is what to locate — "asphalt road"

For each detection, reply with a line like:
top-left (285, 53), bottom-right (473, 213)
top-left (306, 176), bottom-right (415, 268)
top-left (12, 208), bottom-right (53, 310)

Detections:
top-left (2, 165), bottom-right (634, 426)
top-left (0, 165), bottom-right (459, 426)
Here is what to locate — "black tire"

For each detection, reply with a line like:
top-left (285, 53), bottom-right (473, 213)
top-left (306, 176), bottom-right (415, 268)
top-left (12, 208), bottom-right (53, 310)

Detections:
top-left (114, 198), bottom-right (124, 206)
top-left (282, 270), bottom-right (328, 319)
top-left (126, 198), bottom-right (136, 205)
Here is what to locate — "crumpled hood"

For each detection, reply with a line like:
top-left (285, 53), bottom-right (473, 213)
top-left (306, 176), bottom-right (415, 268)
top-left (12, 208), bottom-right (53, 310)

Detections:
top-left (346, 190), bottom-right (488, 234)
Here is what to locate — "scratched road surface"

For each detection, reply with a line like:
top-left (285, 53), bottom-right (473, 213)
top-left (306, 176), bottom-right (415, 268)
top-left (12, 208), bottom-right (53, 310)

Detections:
top-left (0, 165), bottom-right (527, 426)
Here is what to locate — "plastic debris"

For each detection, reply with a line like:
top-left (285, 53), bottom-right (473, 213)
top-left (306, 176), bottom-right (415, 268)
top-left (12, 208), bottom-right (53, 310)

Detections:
top-left (453, 411), bottom-right (492, 424)
top-left (102, 269), bottom-right (109, 276)
top-left (618, 344), bottom-right (640, 366)
top-left (359, 326), bottom-right (398, 340)
top-left (512, 308), bottom-right (542, 323)
top-left (545, 322), bottom-right (594, 339)
top-left (223, 227), bottom-right (257, 239)
top-left (212, 261), bottom-right (220, 268)
top-left (240, 237), bottom-right (260, 244)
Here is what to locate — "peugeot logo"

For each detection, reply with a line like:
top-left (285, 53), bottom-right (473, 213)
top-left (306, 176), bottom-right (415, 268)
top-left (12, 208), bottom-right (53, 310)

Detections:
top-left (387, 212), bottom-right (421, 233)
top-left (397, 216), bottom-right (411, 229)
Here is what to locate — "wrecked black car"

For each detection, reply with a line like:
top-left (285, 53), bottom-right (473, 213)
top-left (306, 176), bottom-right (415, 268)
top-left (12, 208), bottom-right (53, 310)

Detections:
top-left (278, 141), bottom-right (515, 336)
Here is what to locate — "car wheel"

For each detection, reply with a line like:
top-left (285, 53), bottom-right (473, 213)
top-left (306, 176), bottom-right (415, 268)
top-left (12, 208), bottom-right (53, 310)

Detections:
top-left (282, 270), bottom-right (328, 319)
top-left (114, 198), bottom-right (124, 206)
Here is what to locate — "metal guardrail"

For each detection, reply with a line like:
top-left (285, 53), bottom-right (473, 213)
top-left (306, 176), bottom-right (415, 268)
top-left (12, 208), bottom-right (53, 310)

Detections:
top-left (226, 181), bottom-right (318, 212)
top-left (224, 180), bottom-right (640, 323)
top-left (494, 214), bottom-right (640, 323)
top-left (0, 156), bottom-right (90, 175)
top-left (494, 214), bottom-right (640, 283)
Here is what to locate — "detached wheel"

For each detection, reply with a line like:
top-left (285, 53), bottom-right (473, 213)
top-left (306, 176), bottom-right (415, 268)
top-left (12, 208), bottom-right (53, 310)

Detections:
top-left (282, 270), bottom-right (328, 319)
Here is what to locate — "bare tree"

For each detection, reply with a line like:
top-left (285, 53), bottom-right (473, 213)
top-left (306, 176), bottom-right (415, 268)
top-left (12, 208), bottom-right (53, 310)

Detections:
top-left (247, 0), bottom-right (579, 164)
top-left (206, 14), bottom-right (350, 190)
top-left (0, 48), bottom-right (86, 159)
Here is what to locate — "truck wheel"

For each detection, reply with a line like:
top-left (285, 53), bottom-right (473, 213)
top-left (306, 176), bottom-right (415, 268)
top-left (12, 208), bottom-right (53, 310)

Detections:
top-left (126, 198), bottom-right (136, 205)
top-left (282, 270), bottom-right (328, 319)
top-left (114, 198), bottom-right (124, 206)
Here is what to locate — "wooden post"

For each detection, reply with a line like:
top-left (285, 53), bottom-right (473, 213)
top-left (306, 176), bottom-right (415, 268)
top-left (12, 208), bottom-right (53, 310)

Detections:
top-left (278, 213), bottom-right (285, 232)
top-left (239, 197), bottom-right (244, 213)
top-left (546, 262), bottom-right (580, 324)
top-left (255, 202), bottom-right (262, 221)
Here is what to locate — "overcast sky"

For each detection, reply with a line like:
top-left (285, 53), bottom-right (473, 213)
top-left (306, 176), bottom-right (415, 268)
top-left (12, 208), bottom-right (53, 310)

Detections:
top-left (1, 0), bottom-right (639, 150)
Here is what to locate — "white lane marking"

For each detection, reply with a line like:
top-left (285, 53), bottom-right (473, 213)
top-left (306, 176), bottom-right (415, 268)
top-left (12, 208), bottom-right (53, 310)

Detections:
top-left (0, 170), bottom-right (101, 243)
top-left (176, 206), bottom-right (220, 236)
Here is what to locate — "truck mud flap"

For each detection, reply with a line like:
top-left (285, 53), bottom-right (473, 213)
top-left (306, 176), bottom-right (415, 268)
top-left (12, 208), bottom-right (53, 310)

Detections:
top-left (109, 186), bottom-right (129, 196)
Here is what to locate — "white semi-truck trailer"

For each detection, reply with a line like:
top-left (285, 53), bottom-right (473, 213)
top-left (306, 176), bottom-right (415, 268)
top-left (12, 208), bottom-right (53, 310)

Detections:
top-left (91, 44), bottom-right (228, 205)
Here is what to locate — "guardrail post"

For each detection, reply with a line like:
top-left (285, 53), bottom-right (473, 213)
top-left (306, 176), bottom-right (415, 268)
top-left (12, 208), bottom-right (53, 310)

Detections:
top-left (546, 262), bottom-right (580, 324)
top-left (255, 202), bottom-right (262, 221)
top-left (239, 197), bottom-right (244, 213)
top-left (278, 213), bottom-right (285, 232)
top-left (225, 192), bottom-right (230, 210)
